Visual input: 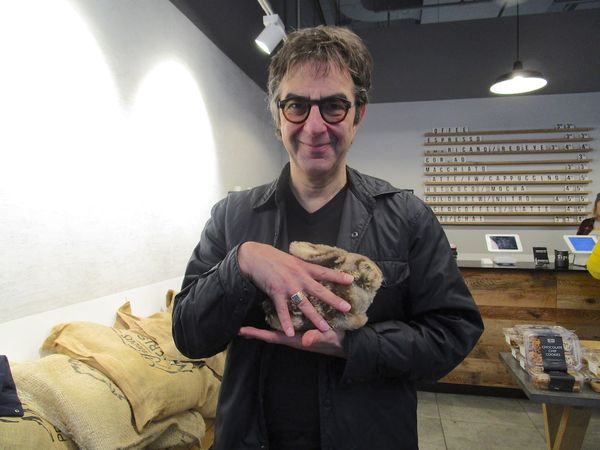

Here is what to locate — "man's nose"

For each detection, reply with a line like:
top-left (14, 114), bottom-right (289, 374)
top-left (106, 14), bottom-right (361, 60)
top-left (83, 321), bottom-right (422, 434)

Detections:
top-left (303, 104), bottom-right (327, 132)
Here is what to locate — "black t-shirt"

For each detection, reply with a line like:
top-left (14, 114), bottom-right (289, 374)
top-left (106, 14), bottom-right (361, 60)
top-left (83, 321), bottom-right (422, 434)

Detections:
top-left (263, 184), bottom-right (347, 450)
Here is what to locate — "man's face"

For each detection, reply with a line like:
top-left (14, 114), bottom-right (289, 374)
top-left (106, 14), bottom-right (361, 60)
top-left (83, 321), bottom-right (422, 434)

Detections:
top-left (278, 62), bottom-right (364, 181)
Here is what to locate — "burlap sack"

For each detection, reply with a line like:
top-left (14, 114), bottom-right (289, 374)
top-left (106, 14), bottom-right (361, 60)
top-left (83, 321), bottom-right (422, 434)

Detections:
top-left (115, 301), bottom-right (189, 362)
top-left (0, 387), bottom-right (77, 449)
top-left (41, 321), bottom-right (220, 432)
top-left (115, 301), bottom-right (227, 378)
top-left (113, 290), bottom-right (176, 333)
top-left (12, 354), bottom-right (206, 449)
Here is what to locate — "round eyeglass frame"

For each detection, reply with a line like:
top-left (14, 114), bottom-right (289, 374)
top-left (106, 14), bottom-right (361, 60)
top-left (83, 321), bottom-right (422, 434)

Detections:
top-left (277, 97), bottom-right (353, 125)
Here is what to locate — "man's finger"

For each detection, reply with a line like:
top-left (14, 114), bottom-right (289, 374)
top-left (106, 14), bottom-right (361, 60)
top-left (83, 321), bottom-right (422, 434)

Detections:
top-left (302, 329), bottom-right (319, 347)
top-left (273, 295), bottom-right (295, 337)
top-left (308, 264), bottom-right (354, 285)
top-left (289, 290), bottom-right (331, 332)
top-left (305, 280), bottom-right (351, 313)
top-left (239, 326), bottom-right (280, 343)
top-left (239, 326), bottom-right (301, 347)
top-left (296, 299), bottom-right (331, 333)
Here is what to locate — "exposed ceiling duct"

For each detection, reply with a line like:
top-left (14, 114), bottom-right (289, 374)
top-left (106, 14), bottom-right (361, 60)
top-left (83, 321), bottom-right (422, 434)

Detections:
top-left (318, 0), bottom-right (598, 26)
top-left (170, 0), bottom-right (600, 102)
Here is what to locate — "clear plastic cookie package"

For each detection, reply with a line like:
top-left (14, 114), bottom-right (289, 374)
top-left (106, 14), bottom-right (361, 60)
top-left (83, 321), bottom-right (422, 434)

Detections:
top-left (503, 327), bottom-right (522, 350)
top-left (521, 327), bottom-right (582, 371)
top-left (581, 348), bottom-right (600, 377)
top-left (503, 324), bottom-right (586, 392)
top-left (527, 366), bottom-right (584, 392)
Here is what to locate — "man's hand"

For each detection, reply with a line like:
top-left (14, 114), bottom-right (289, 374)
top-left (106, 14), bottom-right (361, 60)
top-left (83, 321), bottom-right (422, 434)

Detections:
top-left (239, 326), bottom-right (347, 358)
top-left (237, 242), bottom-right (353, 337)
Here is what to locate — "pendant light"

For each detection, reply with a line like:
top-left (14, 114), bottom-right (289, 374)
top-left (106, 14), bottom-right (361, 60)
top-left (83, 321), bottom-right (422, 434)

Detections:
top-left (490, 1), bottom-right (547, 95)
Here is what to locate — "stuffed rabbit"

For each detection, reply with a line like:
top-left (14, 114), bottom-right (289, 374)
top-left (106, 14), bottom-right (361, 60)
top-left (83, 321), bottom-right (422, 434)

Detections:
top-left (262, 241), bottom-right (383, 331)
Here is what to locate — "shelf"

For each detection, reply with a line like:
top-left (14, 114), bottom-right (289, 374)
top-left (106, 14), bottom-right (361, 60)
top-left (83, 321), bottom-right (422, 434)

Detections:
top-left (424, 169), bottom-right (591, 176)
top-left (433, 211), bottom-right (588, 216)
top-left (426, 190), bottom-right (591, 195)
top-left (439, 222), bottom-right (581, 226)
top-left (426, 202), bottom-right (589, 206)
top-left (424, 127), bottom-right (594, 137)
top-left (423, 159), bottom-right (591, 166)
top-left (425, 180), bottom-right (591, 185)
top-left (424, 148), bottom-right (592, 157)
top-left (425, 137), bottom-right (592, 146)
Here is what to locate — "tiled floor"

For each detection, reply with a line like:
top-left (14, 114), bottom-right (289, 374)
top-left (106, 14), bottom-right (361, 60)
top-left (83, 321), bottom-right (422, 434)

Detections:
top-left (417, 391), bottom-right (600, 450)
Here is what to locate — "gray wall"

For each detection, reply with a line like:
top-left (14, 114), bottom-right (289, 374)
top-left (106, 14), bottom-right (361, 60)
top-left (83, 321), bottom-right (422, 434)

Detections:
top-left (350, 92), bottom-right (600, 260)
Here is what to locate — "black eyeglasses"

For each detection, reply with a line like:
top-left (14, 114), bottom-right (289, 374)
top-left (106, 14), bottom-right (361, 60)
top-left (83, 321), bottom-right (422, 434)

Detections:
top-left (277, 96), bottom-right (353, 124)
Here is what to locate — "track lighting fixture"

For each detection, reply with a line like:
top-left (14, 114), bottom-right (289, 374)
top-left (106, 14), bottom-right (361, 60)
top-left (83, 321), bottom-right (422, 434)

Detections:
top-left (255, 14), bottom-right (285, 55)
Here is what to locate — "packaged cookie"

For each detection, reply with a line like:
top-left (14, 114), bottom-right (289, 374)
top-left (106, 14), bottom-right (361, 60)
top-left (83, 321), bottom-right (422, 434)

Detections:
top-left (581, 348), bottom-right (600, 376)
top-left (527, 366), bottom-right (584, 392)
top-left (514, 324), bottom-right (562, 332)
top-left (522, 328), bottom-right (582, 371)
top-left (510, 347), bottom-right (520, 361)
top-left (513, 324), bottom-right (570, 337)
top-left (513, 324), bottom-right (563, 358)
top-left (516, 352), bottom-right (527, 371)
top-left (503, 328), bottom-right (522, 349)
top-left (580, 367), bottom-right (600, 392)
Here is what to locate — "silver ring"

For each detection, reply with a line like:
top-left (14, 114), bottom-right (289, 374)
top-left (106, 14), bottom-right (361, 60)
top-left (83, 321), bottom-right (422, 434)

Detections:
top-left (290, 291), bottom-right (306, 305)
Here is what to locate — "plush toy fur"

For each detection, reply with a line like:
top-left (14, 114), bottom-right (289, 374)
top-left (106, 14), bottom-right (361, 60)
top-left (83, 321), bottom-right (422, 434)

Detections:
top-left (262, 241), bottom-right (383, 331)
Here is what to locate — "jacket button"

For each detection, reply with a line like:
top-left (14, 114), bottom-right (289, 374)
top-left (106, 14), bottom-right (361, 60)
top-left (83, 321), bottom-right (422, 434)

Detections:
top-left (351, 231), bottom-right (359, 238)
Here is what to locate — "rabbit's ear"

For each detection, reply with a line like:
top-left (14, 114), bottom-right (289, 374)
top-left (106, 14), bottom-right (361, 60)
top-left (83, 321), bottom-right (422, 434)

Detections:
top-left (290, 241), bottom-right (346, 266)
top-left (354, 259), bottom-right (384, 291)
top-left (317, 254), bottom-right (346, 268)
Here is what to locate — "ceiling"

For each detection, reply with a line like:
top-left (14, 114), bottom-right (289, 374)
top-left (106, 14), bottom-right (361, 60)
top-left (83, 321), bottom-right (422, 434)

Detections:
top-left (171, 0), bottom-right (600, 102)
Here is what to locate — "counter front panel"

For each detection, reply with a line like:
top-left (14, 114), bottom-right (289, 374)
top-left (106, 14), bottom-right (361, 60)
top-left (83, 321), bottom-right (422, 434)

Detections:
top-left (440, 262), bottom-right (600, 389)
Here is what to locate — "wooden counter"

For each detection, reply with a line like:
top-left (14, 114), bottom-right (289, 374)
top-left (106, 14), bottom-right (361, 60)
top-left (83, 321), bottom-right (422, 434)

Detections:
top-left (439, 262), bottom-right (600, 389)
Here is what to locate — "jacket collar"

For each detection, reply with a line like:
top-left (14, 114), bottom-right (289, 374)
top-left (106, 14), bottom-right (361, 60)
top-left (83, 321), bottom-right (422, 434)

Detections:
top-left (252, 164), bottom-right (290, 210)
top-left (251, 163), bottom-right (402, 210)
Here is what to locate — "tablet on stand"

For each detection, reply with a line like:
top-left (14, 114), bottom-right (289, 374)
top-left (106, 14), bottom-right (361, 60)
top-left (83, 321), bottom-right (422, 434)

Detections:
top-left (563, 235), bottom-right (597, 267)
top-left (485, 234), bottom-right (522, 266)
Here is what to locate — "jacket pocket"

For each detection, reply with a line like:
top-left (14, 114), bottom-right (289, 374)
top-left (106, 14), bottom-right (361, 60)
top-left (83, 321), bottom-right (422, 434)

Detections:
top-left (367, 260), bottom-right (410, 322)
top-left (374, 260), bottom-right (409, 288)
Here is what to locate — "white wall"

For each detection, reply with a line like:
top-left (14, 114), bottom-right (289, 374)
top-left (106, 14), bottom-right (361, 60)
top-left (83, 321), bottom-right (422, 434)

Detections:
top-left (350, 92), bottom-right (600, 260)
top-left (0, 277), bottom-right (183, 362)
top-left (0, 0), bottom-right (284, 323)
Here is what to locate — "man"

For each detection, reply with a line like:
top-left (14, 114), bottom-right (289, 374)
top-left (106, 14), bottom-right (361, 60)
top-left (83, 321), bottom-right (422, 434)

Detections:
top-left (172, 26), bottom-right (483, 450)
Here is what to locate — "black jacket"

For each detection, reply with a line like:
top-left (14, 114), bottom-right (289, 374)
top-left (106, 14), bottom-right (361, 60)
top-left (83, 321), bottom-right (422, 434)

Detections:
top-left (173, 165), bottom-right (483, 450)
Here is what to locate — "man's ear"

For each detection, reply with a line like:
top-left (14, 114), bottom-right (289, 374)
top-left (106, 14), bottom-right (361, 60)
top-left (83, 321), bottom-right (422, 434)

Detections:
top-left (354, 104), bottom-right (367, 125)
